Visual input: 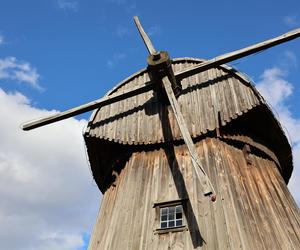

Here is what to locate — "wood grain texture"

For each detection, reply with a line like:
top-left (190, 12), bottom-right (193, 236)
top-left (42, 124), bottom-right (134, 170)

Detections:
top-left (174, 28), bottom-right (300, 81)
top-left (85, 58), bottom-right (262, 145)
top-left (88, 138), bottom-right (300, 250)
top-left (85, 58), bottom-right (293, 184)
top-left (133, 16), bottom-right (156, 55)
top-left (84, 58), bottom-right (298, 249)
top-left (22, 81), bottom-right (154, 131)
top-left (162, 76), bottom-right (213, 195)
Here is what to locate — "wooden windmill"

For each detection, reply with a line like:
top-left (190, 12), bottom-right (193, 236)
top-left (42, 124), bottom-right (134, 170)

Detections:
top-left (23, 17), bottom-right (300, 249)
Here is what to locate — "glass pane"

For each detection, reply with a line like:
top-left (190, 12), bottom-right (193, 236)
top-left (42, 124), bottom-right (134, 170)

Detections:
top-left (176, 205), bottom-right (182, 213)
top-left (169, 220), bottom-right (175, 228)
top-left (168, 213), bottom-right (174, 220)
top-left (161, 215), bottom-right (167, 222)
top-left (161, 222), bottom-right (168, 228)
top-left (160, 205), bottom-right (184, 229)
top-left (169, 207), bottom-right (175, 214)
top-left (176, 212), bottom-right (182, 219)
top-left (176, 219), bottom-right (182, 227)
top-left (161, 208), bottom-right (168, 215)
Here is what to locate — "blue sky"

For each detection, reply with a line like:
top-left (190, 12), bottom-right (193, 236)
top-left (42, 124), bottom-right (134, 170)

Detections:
top-left (1, 1), bottom-right (300, 249)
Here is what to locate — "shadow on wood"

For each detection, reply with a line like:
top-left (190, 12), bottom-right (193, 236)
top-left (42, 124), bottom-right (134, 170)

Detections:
top-left (159, 104), bottom-right (205, 248)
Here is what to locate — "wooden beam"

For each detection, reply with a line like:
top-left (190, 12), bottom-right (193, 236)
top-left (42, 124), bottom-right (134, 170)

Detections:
top-left (133, 16), bottom-right (156, 55)
top-left (162, 76), bottom-right (215, 196)
top-left (22, 82), bottom-right (154, 131)
top-left (175, 28), bottom-right (300, 80)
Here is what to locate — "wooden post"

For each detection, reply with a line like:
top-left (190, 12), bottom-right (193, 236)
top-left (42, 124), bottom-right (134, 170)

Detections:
top-left (162, 76), bottom-right (215, 197)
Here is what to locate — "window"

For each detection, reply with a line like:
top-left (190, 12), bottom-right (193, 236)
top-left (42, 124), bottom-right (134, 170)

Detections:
top-left (160, 205), bottom-right (183, 229)
top-left (153, 199), bottom-right (188, 234)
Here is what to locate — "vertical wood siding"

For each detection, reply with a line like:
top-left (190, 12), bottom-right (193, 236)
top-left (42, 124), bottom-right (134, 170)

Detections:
top-left (88, 138), bottom-right (300, 250)
top-left (86, 59), bottom-right (261, 145)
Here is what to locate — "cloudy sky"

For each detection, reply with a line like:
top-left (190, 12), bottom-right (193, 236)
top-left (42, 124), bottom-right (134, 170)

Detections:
top-left (0, 1), bottom-right (300, 249)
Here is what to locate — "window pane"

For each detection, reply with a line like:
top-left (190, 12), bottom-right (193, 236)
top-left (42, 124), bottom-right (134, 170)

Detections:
top-left (168, 213), bottom-right (174, 220)
top-left (161, 208), bottom-right (168, 215)
top-left (161, 215), bottom-right (167, 222)
top-left (161, 222), bottom-right (168, 228)
top-left (160, 205), bottom-right (184, 229)
top-left (169, 220), bottom-right (175, 228)
top-left (176, 212), bottom-right (182, 219)
top-left (176, 205), bottom-right (182, 213)
top-left (169, 207), bottom-right (175, 214)
top-left (176, 220), bottom-right (182, 227)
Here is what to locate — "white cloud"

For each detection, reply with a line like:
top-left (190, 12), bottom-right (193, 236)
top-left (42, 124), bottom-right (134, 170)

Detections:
top-left (256, 58), bottom-right (300, 206)
top-left (256, 67), bottom-right (293, 107)
top-left (0, 57), bottom-right (41, 89)
top-left (107, 53), bottom-right (126, 68)
top-left (57, 0), bottom-right (79, 11)
top-left (283, 14), bottom-right (299, 28)
top-left (0, 88), bottom-right (100, 250)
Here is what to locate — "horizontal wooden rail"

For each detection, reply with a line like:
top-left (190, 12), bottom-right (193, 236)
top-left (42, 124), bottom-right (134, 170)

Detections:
top-left (22, 82), bottom-right (154, 131)
top-left (175, 28), bottom-right (300, 80)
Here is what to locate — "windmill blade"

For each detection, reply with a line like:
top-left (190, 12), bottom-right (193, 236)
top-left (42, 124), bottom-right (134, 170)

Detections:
top-left (22, 82), bottom-right (154, 131)
top-left (133, 16), bottom-right (157, 55)
top-left (161, 76), bottom-right (215, 197)
top-left (175, 27), bottom-right (300, 81)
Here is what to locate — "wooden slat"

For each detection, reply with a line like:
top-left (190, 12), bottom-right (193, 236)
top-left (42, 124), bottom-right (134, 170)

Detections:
top-left (86, 58), bottom-right (262, 145)
top-left (88, 139), bottom-right (300, 249)
top-left (133, 16), bottom-right (156, 55)
top-left (175, 28), bottom-right (300, 80)
top-left (162, 76), bottom-right (214, 196)
top-left (22, 82), bottom-right (154, 131)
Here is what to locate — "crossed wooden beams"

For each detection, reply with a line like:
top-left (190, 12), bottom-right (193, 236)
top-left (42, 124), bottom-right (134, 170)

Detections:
top-left (22, 19), bottom-right (300, 131)
top-left (22, 17), bottom-right (300, 198)
top-left (134, 17), bottom-right (215, 197)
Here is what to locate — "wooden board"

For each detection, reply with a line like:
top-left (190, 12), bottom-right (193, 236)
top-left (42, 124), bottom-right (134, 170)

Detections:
top-left (88, 138), bottom-right (300, 250)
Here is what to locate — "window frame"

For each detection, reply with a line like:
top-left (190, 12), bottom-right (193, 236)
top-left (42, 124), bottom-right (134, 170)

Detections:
top-left (160, 204), bottom-right (183, 229)
top-left (153, 198), bottom-right (188, 234)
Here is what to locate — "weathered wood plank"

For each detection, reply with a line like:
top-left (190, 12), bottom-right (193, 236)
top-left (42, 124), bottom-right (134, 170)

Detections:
top-left (86, 58), bottom-right (265, 147)
top-left (162, 76), bottom-right (214, 196)
top-left (22, 82), bottom-right (154, 130)
top-left (88, 138), bottom-right (300, 250)
top-left (133, 16), bottom-right (156, 55)
top-left (175, 28), bottom-right (300, 80)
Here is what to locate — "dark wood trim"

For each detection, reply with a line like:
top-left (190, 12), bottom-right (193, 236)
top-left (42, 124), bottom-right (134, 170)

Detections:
top-left (154, 225), bottom-right (188, 235)
top-left (153, 198), bottom-right (188, 208)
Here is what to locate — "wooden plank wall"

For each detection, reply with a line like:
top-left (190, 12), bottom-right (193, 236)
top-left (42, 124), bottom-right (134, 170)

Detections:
top-left (86, 59), bottom-right (261, 145)
top-left (88, 138), bottom-right (300, 250)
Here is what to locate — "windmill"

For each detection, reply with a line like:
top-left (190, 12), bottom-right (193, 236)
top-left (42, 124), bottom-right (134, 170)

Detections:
top-left (22, 17), bottom-right (300, 249)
